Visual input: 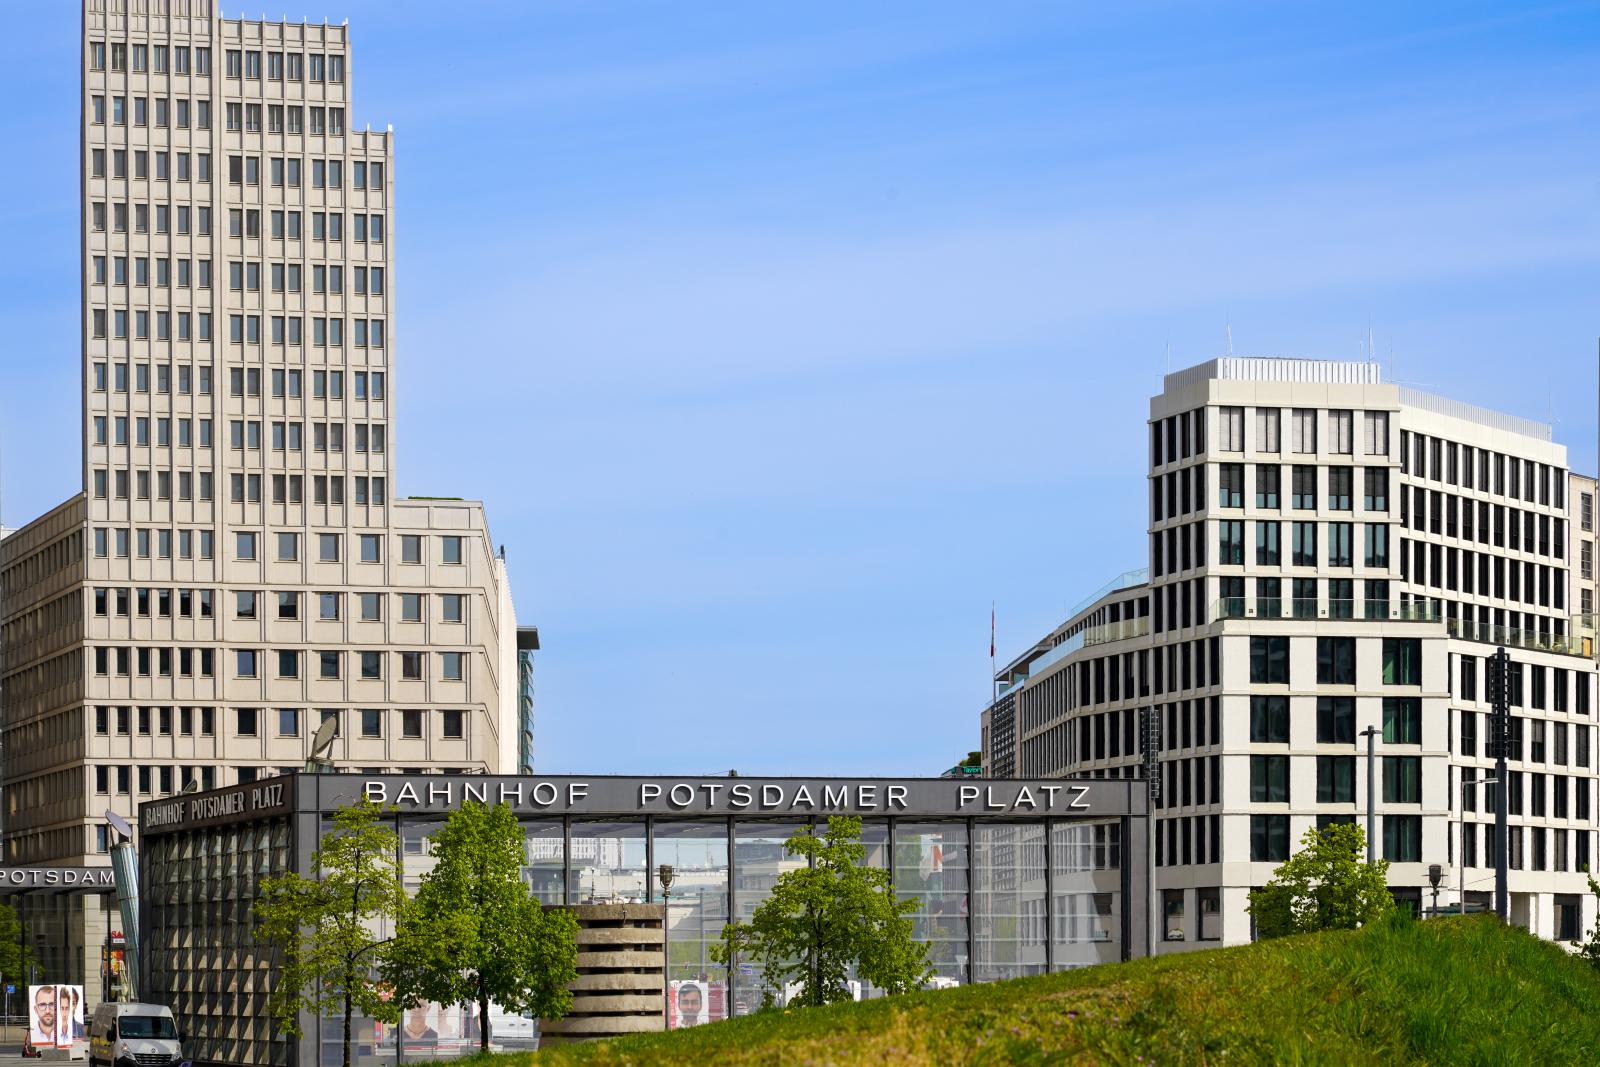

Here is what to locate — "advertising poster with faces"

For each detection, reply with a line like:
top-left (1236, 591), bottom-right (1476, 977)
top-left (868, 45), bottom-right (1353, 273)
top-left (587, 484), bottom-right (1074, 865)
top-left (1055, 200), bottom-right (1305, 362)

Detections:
top-left (29, 985), bottom-right (86, 1049)
top-left (668, 980), bottom-right (726, 1029)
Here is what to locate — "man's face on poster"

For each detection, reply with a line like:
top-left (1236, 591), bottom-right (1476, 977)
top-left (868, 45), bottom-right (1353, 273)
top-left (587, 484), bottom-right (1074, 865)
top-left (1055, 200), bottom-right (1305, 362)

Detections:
top-left (35, 988), bottom-right (57, 1031)
top-left (677, 985), bottom-right (703, 1026)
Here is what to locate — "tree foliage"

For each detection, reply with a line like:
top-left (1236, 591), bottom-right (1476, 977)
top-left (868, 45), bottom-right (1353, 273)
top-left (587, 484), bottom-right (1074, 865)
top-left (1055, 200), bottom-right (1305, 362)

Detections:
top-left (0, 903), bottom-right (35, 987)
top-left (384, 801), bottom-right (578, 1052)
top-left (1247, 823), bottom-right (1395, 939)
top-left (712, 816), bottom-right (931, 1007)
top-left (1578, 868), bottom-right (1600, 962)
top-left (255, 798), bottom-right (406, 1067)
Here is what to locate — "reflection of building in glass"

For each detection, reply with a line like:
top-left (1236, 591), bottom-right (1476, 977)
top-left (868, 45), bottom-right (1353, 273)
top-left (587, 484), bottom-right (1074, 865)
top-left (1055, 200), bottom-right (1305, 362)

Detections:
top-left (135, 772), bottom-right (1143, 1063)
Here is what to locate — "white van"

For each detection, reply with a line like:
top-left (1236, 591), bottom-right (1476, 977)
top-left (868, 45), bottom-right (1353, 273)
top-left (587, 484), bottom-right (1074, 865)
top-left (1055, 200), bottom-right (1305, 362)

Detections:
top-left (88, 1003), bottom-right (185, 1067)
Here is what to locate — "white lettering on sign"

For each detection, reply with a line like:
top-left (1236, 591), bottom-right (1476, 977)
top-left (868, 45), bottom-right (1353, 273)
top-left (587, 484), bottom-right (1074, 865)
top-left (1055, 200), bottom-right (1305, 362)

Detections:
top-left (349, 778), bottom-right (1119, 818)
top-left (0, 868), bottom-right (117, 890)
top-left (953, 782), bottom-right (1100, 813)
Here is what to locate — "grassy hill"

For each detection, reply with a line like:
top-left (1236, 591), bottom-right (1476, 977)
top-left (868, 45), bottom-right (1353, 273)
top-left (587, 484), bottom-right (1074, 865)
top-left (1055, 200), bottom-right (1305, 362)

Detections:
top-left (478, 915), bottom-right (1600, 1065)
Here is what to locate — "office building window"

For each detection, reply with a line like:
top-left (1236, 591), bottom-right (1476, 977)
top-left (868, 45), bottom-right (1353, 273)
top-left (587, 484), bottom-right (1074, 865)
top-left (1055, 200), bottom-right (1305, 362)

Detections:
top-left (1250, 696), bottom-right (1289, 743)
top-left (1382, 639), bottom-right (1422, 685)
top-left (1316, 756), bottom-right (1355, 803)
top-left (1382, 815), bottom-right (1422, 862)
top-left (1383, 698), bottom-right (1422, 745)
top-left (1251, 815), bottom-right (1290, 862)
top-left (1316, 638), bottom-right (1356, 685)
top-left (1383, 756), bottom-right (1421, 803)
top-left (1250, 755), bottom-right (1289, 803)
top-left (1250, 637), bottom-right (1289, 684)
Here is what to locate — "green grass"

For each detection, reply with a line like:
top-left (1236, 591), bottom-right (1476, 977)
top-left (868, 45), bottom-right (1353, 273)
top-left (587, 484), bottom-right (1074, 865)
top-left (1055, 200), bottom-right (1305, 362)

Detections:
top-left (460, 915), bottom-right (1600, 1065)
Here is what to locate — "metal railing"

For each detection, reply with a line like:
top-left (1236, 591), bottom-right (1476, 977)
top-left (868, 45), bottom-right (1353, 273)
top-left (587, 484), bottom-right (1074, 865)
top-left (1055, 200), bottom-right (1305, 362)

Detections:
top-left (1212, 599), bottom-right (1440, 624)
top-left (1445, 618), bottom-right (1589, 658)
top-left (1083, 616), bottom-right (1151, 648)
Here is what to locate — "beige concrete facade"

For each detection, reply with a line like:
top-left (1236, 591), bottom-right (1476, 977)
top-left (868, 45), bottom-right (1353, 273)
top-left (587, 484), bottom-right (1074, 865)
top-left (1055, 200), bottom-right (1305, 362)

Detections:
top-left (0, 1), bottom-right (519, 870)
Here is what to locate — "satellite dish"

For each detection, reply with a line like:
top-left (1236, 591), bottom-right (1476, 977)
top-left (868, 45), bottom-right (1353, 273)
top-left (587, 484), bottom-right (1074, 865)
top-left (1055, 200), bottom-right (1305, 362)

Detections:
top-left (182, 778), bottom-right (201, 794)
top-left (310, 715), bottom-right (339, 759)
top-left (104, 810), bottom-right (134, 841)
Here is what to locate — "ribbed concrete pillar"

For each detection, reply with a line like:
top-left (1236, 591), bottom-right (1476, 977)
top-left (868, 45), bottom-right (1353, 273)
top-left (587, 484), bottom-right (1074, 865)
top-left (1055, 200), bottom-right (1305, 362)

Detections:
top-left (540, 904), bottom-right (666, 1046)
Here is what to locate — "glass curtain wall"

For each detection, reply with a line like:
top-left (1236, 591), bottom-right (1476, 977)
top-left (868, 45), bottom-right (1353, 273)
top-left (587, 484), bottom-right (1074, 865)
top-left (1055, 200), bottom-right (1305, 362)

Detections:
top-left (654, 821), bottom-right (730, 1027)
top-left (1051, 820), bottom-right (1123, 968)
top-left (568, 820), bottom-right (647, 904)
top-left (730, 821), bottom-right (808, 1015)
top-left (894, 822), bottom-right (969, 983)
top-left (972, 823), bottom-right (1047, 981)
top-left (144, 819), bottom-right (293, 1067)
top-left (521, 821), bottom-right (564, 904)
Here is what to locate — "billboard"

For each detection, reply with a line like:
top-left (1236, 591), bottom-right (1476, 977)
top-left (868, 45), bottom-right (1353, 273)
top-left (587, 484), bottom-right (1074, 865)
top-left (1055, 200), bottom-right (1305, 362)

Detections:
top-left (29, 984), bottom-right (86, 1049)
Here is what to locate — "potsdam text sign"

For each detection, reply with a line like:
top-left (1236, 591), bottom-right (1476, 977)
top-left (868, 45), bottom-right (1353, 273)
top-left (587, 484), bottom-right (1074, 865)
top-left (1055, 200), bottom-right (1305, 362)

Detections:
top-left (325, 776), bottom-right (1141, 819)
top-left (0, 867), bottom-right (117, 891)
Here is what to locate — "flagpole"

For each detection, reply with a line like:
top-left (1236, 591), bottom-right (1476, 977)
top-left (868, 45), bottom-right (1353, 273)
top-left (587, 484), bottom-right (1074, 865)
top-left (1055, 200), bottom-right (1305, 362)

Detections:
top-left (990, 602), bottom-right (997, 704)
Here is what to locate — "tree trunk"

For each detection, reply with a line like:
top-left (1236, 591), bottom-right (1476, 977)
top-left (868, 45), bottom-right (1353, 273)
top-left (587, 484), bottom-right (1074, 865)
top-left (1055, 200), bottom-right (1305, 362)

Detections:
top-left (342, 989), bottom-right (353, 1067)
top-left (477, 974), bottom-right (491, 1054)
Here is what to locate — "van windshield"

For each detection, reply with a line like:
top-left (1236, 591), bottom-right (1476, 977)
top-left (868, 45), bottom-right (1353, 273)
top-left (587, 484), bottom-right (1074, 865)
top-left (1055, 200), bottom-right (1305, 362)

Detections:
top-left (118, 1017), bottom-right (178, 1040)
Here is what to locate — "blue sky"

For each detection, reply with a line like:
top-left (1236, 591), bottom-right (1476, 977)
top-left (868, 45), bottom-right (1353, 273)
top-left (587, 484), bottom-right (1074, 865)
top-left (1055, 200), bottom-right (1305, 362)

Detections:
top-left (2, 1), bottom-right (1598, 776)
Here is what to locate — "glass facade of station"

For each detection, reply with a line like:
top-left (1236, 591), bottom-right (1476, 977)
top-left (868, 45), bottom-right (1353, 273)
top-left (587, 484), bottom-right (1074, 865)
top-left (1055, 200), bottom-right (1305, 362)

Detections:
top-left (137, 774), bottom-right (1144, 1067)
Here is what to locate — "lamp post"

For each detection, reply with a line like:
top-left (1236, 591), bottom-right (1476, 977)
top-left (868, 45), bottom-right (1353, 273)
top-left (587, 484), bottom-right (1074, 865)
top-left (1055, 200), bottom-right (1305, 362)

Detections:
top-left (1360, 725), bottom-right (1380, 862)
top-left (1427, 863), bottom-right (1443, 917)
top-left (1459, 776), bottom-right (1497, 915)
top-left (657, 863), bottom-right (674, 1031)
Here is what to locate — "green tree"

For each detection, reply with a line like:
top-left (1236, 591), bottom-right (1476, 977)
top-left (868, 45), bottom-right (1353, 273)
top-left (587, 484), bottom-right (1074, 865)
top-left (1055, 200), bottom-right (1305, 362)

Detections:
top-left (1577, 868), bottom-right (1600, 961)
top-left (255, 798), bottom-right (406, 1067)
top-left (0, 903), bottom-right (36, 987)
top-left (385, 801), bottom-right (578, 1053)
top-left (712, 816), bottom-right (931, 1007)
top-left (1247, 823), bottom-right (1394, 939)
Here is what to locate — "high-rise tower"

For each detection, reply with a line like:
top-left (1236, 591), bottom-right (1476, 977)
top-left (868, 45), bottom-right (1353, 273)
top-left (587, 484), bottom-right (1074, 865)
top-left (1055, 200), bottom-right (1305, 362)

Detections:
top-left (0, 0), bottom-right (521, 989)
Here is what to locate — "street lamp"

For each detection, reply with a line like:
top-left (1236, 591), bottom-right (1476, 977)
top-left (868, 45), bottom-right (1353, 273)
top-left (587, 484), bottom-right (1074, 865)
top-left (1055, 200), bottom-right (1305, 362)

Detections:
top-left (1360, 725), bottom-right (1381, 862)
top-left (657, 864), bottom-right (675, 1031)
top-left (1427, 863), bottom-right (1443, 917)
top-left (1460, 777), bottom-right (1497, 914)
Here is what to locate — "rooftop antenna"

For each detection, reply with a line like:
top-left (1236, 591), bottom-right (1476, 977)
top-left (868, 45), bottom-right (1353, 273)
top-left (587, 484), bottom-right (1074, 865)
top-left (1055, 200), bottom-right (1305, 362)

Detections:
top-left (1225, 319), bottom-right (1234, 357)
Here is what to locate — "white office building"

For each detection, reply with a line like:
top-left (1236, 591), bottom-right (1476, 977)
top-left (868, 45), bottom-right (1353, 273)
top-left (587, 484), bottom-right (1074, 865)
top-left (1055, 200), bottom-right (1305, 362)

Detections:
top-left (983, 357), bottom-right (1599, 949)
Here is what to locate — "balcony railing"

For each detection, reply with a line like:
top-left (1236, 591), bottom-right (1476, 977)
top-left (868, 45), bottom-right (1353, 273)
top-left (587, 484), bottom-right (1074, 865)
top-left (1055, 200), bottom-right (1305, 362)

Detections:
top-left (1083, 616), bottom-right (1151, 648)
top-left (1445, 618), bottom-right (1589, 658)
top-left (1211, 599), bottom-right (1441, 624)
